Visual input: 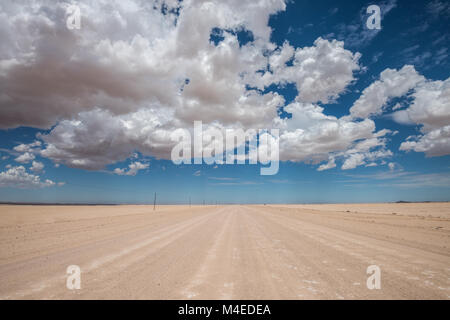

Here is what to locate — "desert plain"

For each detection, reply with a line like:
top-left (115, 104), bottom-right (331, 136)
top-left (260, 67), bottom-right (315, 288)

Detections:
top-left (0, 202), bottom-right (449, 299)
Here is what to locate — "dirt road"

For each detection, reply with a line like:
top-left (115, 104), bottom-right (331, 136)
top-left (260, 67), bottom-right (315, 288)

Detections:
top-left (0, 204), bottom-right (449, 299)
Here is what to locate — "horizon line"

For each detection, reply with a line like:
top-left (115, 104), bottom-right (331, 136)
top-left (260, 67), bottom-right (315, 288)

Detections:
top-left (1, 200), bottom-right (448, 206)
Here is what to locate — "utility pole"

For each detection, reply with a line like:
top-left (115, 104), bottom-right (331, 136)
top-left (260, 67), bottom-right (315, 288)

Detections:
top-left (153, 192), bottom-right (156, 211)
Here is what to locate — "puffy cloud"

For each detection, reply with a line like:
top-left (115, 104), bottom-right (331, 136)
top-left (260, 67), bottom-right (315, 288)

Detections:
top-left (365, 162), bottom-right (377, 167)
top-left (279, 102), bottom-right (380, 163)
top-left (342, 153), bottom-right (366, 170)
top-left (15, 152), bottom-right (35, 163)
top-left (341, 149), bottom-right (392, 170)
top-left (0, 165), bottom-right (56, 188)
top-left (390, 109), bottom-right (415, 125)
top-left (317, 157), bottom-right (336, 171)
top-left (1, 0), bottom-right (362, 171)
top-left (275, 101), bottom-right (395, 171)
top-left (333, 138), bottom-right (394, 171)
top-left (289, 38), bottom-right (361, 104)
top-left (13, 141), bottom-right (42, 164)
top-left (396, 78), bottom-right (450, 156)
top-left (0, 0), bottom-right (287, 129)
top-left (114, 161), bottom-right (149, 176)
top-left (396, 78), bottom-right (450, 131)
top-left (388, 162), bottom-right (396, 171)
top-left (0, 1), bottom-right (183, 128)
top-left (269, 38), bottom-right (361, 104)
top-left (39, 108), bottom-right (176, 170)
top-left (345, 60), bottom-right (449, 158)
top-left (349, 62), bottom-right (449, 158)
top-left (400, 125), bottom-right (450, 157)
top-left (30, 160), bottom-right (44, 172)
top-left (0, 0), bottom-right (412, 172)
top-left (13, 141), bottom-right (41, 153)
top-left (350, 65), bottom-right (425, 119)
top-left (1, 0), bottom-right (295, 170)
top-left (345, 61), bottom-right (450, 158)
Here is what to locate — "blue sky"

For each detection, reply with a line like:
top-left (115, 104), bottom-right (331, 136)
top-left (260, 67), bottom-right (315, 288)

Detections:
top-left (0, 0), bottom-right (449, 203)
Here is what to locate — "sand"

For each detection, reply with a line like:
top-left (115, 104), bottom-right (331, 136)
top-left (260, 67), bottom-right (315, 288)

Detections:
top-left (0, 203), bottom-right (449, 299)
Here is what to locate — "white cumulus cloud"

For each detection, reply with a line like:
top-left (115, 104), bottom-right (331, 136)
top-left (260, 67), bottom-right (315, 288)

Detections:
top-left (350, 65), bottom-right (425, 119)
top-left (113, 161), bottom-right (149, 176)
top-left (15, 152), bottom-right (35, 164)
top-left (2, 0), bottom-right (446, 174)
top-left (0, 165), bottom-right (57, 188)
top-left (30, 160), bottom-right (44, 172)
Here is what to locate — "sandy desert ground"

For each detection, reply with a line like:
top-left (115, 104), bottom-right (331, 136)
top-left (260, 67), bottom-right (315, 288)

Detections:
top-left (0, 203), bottom-right (449, 299)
